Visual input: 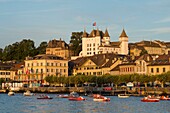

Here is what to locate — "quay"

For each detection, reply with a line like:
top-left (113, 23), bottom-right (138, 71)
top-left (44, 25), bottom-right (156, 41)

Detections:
top-left (1, 87), bottom-right (170, 96)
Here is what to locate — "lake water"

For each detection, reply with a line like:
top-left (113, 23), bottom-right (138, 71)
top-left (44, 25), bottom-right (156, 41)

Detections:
top-left (0, 93), bottom-right (170, 113)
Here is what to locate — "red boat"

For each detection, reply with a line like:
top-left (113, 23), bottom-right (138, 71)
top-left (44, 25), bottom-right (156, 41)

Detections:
top-left (68, 96), bottom-right (85, 101)
top-left (93, 96), bottom-right (110, 102)
top-left (160, 96), bottom-right (170, 100)
top-left (141, 97), bottom-right (159, 102)
top-left (37, 95), bottom-right (53, 99)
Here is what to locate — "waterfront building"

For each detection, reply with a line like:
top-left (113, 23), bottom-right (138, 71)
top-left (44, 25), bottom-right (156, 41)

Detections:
top-left (135, 54), bottom-right (153, 75)
top-left (46, 39), bottom-right (70, 59)
top-left (110, 63), bottom-right (136, 75)
top-left (147, 54), bottom-right (170, 75)
top-left (0, 62), bottom-right (16, 81)
top-left (70, 53), bottom-right (129, 76)
top-left (79, 28), bottom-right (129, 57)
top-left (15, 54), bottom-right (68, 85)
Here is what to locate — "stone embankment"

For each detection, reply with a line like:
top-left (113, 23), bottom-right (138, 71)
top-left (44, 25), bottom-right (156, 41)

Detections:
top-left (1, 87), bottom-right (170, 96)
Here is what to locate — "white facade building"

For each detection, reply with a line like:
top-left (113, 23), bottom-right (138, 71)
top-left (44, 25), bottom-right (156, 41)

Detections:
top-left (79, 28), bottom-right (129, 57)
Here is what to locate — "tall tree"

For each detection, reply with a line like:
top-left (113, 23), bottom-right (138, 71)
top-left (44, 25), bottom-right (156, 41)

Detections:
top-left (36, 41), bottom-right (48, 54)
top-left (69, 32), bottom-right (83, 56)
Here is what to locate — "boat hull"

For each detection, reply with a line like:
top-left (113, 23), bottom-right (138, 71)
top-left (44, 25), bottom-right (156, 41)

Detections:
top-left (141, 98), bottom-right (159, 102)
top-left (68, 96), bottom-right (85, 101)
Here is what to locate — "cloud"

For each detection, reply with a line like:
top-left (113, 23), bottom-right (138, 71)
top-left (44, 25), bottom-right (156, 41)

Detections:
top-left (142, 27), bottom-right (170, 34)
top-left (154, 17), bottom-right (170, 23)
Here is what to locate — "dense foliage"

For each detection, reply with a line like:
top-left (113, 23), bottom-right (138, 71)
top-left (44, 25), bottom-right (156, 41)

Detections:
top-left (45, 72), bottom-right (170, 87)
top-left (69, 32), bottom-right (83, 56)
top-left (0, 39), bottom-right (47, 61)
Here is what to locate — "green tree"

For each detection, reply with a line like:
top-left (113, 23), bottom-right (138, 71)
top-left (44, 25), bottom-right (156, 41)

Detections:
top-left (36, 41), bottom-right (48, 54)
top-left (69, 32), bottom-right (83, 56)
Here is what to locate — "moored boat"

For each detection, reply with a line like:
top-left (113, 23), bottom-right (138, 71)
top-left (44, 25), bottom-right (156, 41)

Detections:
top-left (8, 91), bottom-right (15, 96)
top-left (93, 96), bottom-right (110, 102)
top-left (118, 94), bottom-right (129, 98)
top-left (160, 96), bottom-right (170, 100)
top-left (68, 96), bottom-right (85, 101)
top-left (37, 95), bottom-right (53, 99)
top-left (57, 94), bottom-right (70, 98)
top-left (23, 90), bottom-right (33, 96)
top-left (141, 97), bottom-right (159, 102)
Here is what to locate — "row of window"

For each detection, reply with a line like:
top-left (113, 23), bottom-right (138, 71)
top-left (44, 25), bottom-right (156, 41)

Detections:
top-left (27, 62), bottom-right (67, 67)
top-left (21, 68), bottom-right (67, 75)
top-left (120, 67), bottom-right (134, 72)
top-left (78, 72), bottom-right (102, 75)
top-left (0, 72), bottom-right (10, 75)
top-left (151, 68), bottom-right (166, 73)
top-left (76, 67), bottom-right (100, 70)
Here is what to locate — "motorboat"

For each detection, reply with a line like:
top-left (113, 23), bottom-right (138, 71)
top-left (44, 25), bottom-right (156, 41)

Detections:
top-left (160, 96), bottom-right (170, 100)
top-left (93, 96), bottom-right (110, 102)
top-left (68, 96), bottom-right (86, 101)
top-left (141, 97), bottom-right (159, 102)
top-left (57, 94), bottom-right (70, 98)
top-left (8, 91), bottom-right (15, 96)
top-left (118, 94), bottom-right (129, 98)
top-left (37, 95), bottom-right (53, 99)
top-left (23, 90), bottom-right (33, 96)
top-left (70, 91), bottom-right (79, 97)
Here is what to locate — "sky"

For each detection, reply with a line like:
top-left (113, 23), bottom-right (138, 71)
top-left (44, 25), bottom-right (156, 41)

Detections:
top-left (0, 0), bottom-right (170, 48)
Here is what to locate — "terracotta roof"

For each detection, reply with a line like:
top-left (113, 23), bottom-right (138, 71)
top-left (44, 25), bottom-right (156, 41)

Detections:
top-left (83, 29), bottom-right (88, 37)
top-left (137, 54), bottom-right (153, 62)
top-left (120, 29), bottom-right (128, 37)
top-left (96, 29), bottom-right (100, 36)
top-left (88, 29), bottom-right (104, 38)
top-left (71, 53), bottom-right (128, 68)
top-left (33, 54), bottom-right (63, 60)
top-left (110, 42), bottom-right (121, 47)
top-left (136, 40), bottom-right (160, 47)
top-left (47, 39), bottom-right (69, 49)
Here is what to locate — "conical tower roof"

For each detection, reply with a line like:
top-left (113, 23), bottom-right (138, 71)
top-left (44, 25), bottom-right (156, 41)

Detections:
top-left (83, 29), bottom-right (88, 37)
top-left (120, 29), bottom-right (128, 37)
top-left (96, 28), bottom-right (100, 36)
top-left (104, 29), bottom-right (110, 37)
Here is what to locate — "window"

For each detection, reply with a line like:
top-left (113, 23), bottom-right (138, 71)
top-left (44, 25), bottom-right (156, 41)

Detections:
top-left (163, 68), bottom-right (166, 72)
top-left (41, 69), bottom-right (43, 73)
top-left (157, 68), bottom-right (159, 73)
top-left (51, 63), bottom-right (53, 66)
top-left (151, 68), bottom-right (154, 73)
top-left (47, 63), bottom-right (49, 66)
top-left (47, 69), bottom-right (49, 72)
top-left (41, 63), bottom-right (43, 66)
top-left (27, 63), bottom-right (30, 67)
top-left (37, 63), bottom-right (39, 66)
top-left (51, 69), bottom-right (53, 72)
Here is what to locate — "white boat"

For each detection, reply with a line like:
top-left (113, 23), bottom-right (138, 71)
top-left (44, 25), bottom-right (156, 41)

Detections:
top-left (118, 94), bottom-right (129, 98)
top-left (8, 91), bottom-right (15, 96)
top-left (23, 90), bottom-right (33, 96)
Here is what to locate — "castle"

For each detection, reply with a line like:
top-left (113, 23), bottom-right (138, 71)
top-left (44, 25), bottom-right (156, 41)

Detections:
top-left (79, 28), bottom-right (129, 57)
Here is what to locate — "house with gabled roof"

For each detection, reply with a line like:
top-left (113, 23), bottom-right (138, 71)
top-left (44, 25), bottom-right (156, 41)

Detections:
top-left (70, 53), bottom-right (129, 76)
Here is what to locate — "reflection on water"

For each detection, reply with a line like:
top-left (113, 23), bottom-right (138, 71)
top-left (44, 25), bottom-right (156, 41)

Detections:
top-left (0, 93), bottom-right (170, 113)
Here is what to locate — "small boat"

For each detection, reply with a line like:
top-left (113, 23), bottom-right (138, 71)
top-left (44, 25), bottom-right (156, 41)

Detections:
top-left (93, 96), bottom-right (110, 102)
top-left (160, 96), bottom-right (170, 100)
top-left (68, 96), bottom-right (85, 101)
top-left (8, 91), bottom-right (15, 96)
top-left (23, 90), bottom-right (33, 96)
top-left (37, 95), bottom-right (53, 99)
top-left (57, 94), bottom-right (70, 98)
top-left (141, 97), bottom-right (159, 102)
top-left (118, 94), bottom-right (129, 98)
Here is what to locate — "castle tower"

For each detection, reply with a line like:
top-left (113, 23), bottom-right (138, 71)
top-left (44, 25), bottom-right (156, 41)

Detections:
top-left (103, 28), bottom-right (110, 46)
top-left (119, 29), bottom-right (128, 55)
